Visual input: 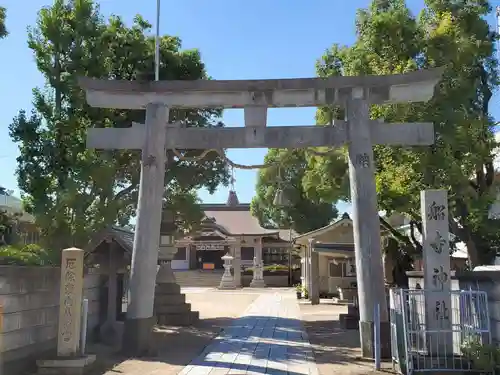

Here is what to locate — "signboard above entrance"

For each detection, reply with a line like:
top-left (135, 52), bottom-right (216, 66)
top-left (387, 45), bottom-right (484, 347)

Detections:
top-left (196, 244), bottom-right (225, 251)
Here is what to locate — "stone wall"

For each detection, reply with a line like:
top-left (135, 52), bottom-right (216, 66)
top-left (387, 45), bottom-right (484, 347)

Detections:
top-left (241, 274), bottom-right (289, 287)
top-left (0, 266), bottom-right (103, 374)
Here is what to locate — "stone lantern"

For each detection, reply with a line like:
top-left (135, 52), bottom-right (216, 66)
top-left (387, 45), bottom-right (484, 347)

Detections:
top-left (218, 253), bottom-right (236, 289)
top-left (155, 208), bottom-right (199, 325)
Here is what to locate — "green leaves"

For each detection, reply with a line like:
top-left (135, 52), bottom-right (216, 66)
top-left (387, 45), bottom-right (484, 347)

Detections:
top-left (250, 149), bottom-right (340, 234)
top-left (9, 0), bottom-right (229, 249)
top-left (305, 0), bottom-right (499, 265)
top-left (252, 0), bottom-right (499, 265)
top-left (0, 6), bottom-right (7, 39)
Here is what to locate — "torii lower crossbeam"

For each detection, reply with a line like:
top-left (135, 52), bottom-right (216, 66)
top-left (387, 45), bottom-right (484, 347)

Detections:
top-left (87, 121), bottom-right (434, 150)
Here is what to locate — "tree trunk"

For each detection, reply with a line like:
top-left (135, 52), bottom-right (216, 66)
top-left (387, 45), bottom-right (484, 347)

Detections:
top-left (465, 237), bottom-right (479, 268)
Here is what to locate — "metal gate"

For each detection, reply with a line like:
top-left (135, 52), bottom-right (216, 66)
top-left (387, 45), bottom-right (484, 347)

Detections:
top-left (389, 288), bottom-right (492, 374)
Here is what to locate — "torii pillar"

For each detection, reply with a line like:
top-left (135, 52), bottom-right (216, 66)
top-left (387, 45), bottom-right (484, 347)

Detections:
top-left (79, 67), bottom-right (442, 358)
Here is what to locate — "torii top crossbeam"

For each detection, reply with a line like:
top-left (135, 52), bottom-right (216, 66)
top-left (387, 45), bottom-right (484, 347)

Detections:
top-left (78, 68), bottom-right (443, 110)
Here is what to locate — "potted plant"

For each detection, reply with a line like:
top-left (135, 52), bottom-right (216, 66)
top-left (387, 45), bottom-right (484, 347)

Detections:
top-left (295, 284), bottom-right (303, 299)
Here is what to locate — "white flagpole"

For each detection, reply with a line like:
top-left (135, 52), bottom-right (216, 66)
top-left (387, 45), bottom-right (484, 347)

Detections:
top-left (155, 0), bottom-right (160, 81)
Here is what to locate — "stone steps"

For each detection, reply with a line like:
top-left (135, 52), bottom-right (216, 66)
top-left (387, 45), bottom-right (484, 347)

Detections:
top-left (173, 270), bottom-right (223, 288)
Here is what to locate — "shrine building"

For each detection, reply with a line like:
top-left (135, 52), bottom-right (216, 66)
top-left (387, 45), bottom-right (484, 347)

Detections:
top-left (172, 190), bottom-right (295, 272)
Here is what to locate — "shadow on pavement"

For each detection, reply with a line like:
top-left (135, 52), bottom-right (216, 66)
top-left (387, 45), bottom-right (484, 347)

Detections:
top-left (87, 317), bottom-right (234, 374)
top-left (86, 314), bottom-right (378, 375)
top-left (304, 318), bottom-right (396, 374)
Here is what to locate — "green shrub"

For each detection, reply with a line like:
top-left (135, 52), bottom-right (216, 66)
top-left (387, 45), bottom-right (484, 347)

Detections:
top-left (0, 244), bottom-right (58, 266)
top-left (461, 335), bottom-right (500, 373)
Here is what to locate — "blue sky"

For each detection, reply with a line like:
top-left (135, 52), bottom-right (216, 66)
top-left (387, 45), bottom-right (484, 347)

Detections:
top-left (1, 0), bottom-right (499, 217)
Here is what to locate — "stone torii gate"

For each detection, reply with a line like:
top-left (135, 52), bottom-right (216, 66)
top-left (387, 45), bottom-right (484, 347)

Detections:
top-left (79, 68), bottom-right (441, 357)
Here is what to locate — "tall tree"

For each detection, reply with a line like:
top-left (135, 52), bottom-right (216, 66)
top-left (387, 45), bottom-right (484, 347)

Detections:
top-left (0, 6), bottom-right (7, 39)
top-left (306, 0), bottom-right (499, 266)
top-left (9, 0), bottom-right (228, 249)
top-left (251, 149), bottom-right (342, 234)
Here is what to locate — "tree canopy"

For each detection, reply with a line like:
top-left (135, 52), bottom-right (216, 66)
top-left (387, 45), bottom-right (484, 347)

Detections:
top-left (0, 6), bottom-right (7, 39)
top-left (9, 0), bottom-right (228, 249)
top-left (253, 0), bottom-right (499, 266)
top-left (251, 149), bottom-right (342, 234)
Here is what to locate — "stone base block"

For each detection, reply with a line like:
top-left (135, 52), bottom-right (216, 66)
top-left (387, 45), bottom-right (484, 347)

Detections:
top-left (37, 355), bottom-right (96, 375)
top-left (219, 285), bottom-right (237, 290)
top-left (155, 293), bottom-right (186, 306)
top-left (339, 314), bottom-right (359, 330)
top-left (157, 311), bottom-right (199, 326)
top-left (249, 279), bottom-right (266, 288)
top-left (347, 304), bottom-right (359, 316)
top-left (122, 316), bottom-right (156, 357)
top-left (332, 297), bottom-right (350, 304)
top-left (359, 320), bottom-right (391, 359)
top-left (218, 279), bottom-right (236, 289)
top-left (155, 282), bottom-right (200, 327)
top-left (157, 302), bottom-right (193, 314)
top-left (156, 283), bottom-right (181, 294)
top-left (100, 320), bottom-right (124, 347)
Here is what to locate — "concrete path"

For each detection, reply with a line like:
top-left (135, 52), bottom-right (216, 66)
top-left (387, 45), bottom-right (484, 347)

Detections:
top-left (179, 290), bottom-right (318, 375)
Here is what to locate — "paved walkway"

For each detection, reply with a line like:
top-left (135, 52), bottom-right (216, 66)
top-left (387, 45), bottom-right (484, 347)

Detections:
top-left (179, 291), bottom-right (318, 375)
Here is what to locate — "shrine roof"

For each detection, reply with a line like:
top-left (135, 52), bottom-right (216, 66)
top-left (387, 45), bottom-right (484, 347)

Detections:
top-left (85, 225), bottom-right (134, 255)
top-left (293, 213), bottom-right (352, 245)
top-left (313, 243), bottom-right (355, 254)
top-left (200, 203), bottom-right (281, 237)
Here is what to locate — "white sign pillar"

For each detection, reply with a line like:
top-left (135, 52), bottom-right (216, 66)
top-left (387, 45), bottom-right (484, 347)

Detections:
top-left (421, 189), bottom-right (452, 354)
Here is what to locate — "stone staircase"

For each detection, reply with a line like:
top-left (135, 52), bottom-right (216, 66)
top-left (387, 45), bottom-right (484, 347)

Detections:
top-left (155, 283), bottom-right (199, 326)
top-left (173, 270), bottom-right (224, 288)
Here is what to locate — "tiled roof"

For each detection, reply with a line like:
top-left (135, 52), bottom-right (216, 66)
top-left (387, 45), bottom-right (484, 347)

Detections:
top-left (201, 203), bottom-right (279, 236)
top-left (293, 213), bottom-right (352, 242)
top-left (86, 225), bottom-right (134, 254)
top-left (109, 226), bottom-right (135, 252)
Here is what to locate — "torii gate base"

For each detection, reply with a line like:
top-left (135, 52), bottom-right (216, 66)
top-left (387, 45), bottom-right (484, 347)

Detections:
top-left (79, 68), bottom-right (441, 358)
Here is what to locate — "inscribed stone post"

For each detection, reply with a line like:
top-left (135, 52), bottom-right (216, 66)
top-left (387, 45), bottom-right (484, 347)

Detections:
top-left (57, 247), bottom-right (84, 357)
top-left (421, 189), bottom-right (452, 354)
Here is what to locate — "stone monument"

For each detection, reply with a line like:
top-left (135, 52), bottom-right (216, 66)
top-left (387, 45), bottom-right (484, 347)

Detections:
top-left (218, 253), bottom-right (236, 289)
top-left (79, 67), bottom-right (442, 357)
top-left (36, 248), bottom-right (96, 375)
top-left (155, 209), bottom-right (199, 326)
top-left (421, 189), bottom-right (452, 354)
top-left (249, 256), bottom-right (265, 288)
